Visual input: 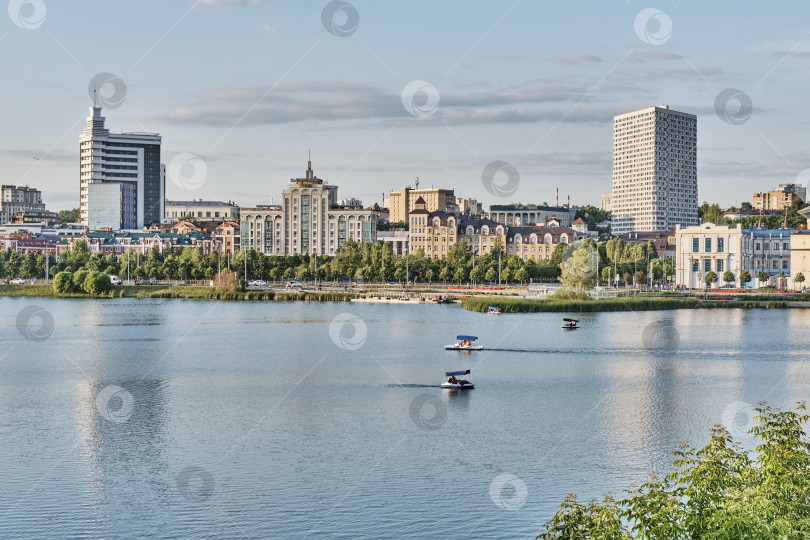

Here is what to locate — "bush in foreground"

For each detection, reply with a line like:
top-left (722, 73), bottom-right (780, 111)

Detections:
top-left (538, 402), bottom-right (810, 539)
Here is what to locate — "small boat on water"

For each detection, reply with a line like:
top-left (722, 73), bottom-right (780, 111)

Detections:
top-left (562, 318), bottom-right (579, 329)
top-left (487, 306), bottom-right (501, 315)
top-left (440, 369), bottom-right (474, 390)
top-left (445, 335), bottom-right (483, 350)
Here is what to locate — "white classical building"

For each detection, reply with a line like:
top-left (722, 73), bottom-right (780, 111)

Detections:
top-left (240, 160), bottom-right (377, 256)
top-left (674, 223), bottom-right (744, 288)
top-left (611, 105), bottom-right (699, 235)
top-left (742, 227), bottom-right (793, 285)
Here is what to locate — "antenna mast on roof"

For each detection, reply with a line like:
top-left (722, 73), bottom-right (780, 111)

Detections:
top-left (415, 177), bottom-right (420, 189)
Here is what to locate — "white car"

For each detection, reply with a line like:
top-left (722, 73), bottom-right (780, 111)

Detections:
top-left (286, 281), bottom-right (303, 289)
top-left (10, 278), bottom-right (26, 284)
top-left (253, 280), bottom-right (268, 287)
top-left (109, 275), bottom-right (123, 286)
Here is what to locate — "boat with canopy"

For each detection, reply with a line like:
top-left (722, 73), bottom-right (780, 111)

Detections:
top-left (444, 335), bottom-right (484, 350)
top-left (440, 369), bottom-right (474, 390)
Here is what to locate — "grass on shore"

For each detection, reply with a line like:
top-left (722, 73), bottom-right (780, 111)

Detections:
top-left (461, 295), bottom-right (787, 313)
top-left (0, 284), bottom-right (353, 302)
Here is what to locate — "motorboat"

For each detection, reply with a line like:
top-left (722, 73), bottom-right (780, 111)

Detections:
top-left (444, 335), bottom-right (483, 351)
top-left (487, 306), bottom-right (501, 315)
top-left (562, 318), bottom-right (579, 329)
top-left (440, 369), bottom-right (474, 390)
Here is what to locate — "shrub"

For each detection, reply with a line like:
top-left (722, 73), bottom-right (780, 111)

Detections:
top-left (72, 269), bottom-right (89, 289)
top-left (212, 270), bottom-right (238, 292)
top-left (53, 271), bottom-right (74, 294)
top-left (83, 271), bottom-right (112, 295)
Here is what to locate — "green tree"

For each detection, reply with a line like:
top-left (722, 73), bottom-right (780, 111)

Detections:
top-left (538, 403), bottom-right (810, 539)
top-left (740, 270), bottom-right (752, 287)
top-left (559, 243), bottom-right (597, 290)
top-left (72, 269), bottom-right (89, 289)
top-left (83, 271), bottom-right (112, 295)
top-left (53, 271), bottom-right (73, 293)
top-left (758, 271), bottom-right (770, 287)
top-left (58, 208), bottom-right (80, 223)
top-left (704, 271), bottom-right (718, 286)
top-left (723, 270), bottom-right (735, 285)
top-left (796, 272), bottom-right (805, 291)
top-left (741, 201), bottom-right (753, 210)
top-left (484, 267), bottom-right (497, 283)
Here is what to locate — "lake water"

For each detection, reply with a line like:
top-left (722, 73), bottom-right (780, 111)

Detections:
top-left (2, 297), bottom-right (810, 539)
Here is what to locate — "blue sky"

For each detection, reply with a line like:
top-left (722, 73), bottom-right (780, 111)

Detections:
top-left (3, 0), bottom-right (810, 212)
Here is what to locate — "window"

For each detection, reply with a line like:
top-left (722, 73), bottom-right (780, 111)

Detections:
top-left (755, 242), bottom-right (760, 250)
top-left (717, 238), bottom-right (724, 253)
top-left (773, 260), bottom-right (778, 269)
top-left (773, 242), bottom-right (779, 251)
top-left (717, 260), bottom-right (724, 272)
top-left (692, 260), bottom-right (699, 271)
top-left (705, 238), bottom-right (712, 252)
top-left (704, 259), bottom-right (711, 272)
top-left (783, 242), bottom-right (788, 251)
top-left (783, 260), bottom-right (789, 269)
top-left (693, 238), bottom-right (699, 252)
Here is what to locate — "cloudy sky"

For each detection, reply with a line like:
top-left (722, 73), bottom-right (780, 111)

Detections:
top-left (3, 0), bottom-right (810, 212)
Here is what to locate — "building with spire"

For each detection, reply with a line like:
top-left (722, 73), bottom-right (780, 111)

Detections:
top-left (387, 179), bottom-right (456, 223)
top-left (80, 106), bottom-right (164, 230)
top-left (240, 158), bottom-right (378, 256)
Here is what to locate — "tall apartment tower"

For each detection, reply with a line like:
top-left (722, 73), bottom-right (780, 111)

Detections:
top-left (79, 106), bottom-right (164, 230)
top-left (610, 105), bottom-right (698, 234)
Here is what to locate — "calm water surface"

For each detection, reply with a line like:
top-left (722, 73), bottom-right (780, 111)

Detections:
top-left (2, 298), bottom-right (810, 539)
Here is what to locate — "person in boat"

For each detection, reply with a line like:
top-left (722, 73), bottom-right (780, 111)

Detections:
top-left (462, 340), bottom-right (470, 347)
top-left (448, 375), bottom-right (458, 384)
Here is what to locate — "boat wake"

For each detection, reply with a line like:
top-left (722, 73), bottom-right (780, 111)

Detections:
top-left (385, 384), bottom-right (442, 388)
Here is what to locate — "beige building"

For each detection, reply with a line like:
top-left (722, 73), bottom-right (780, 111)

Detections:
top-left (753, 184), bottom-right (805, 211)
top-left (408, 197), bottom-right (458, 259)
top-left (240, 160), bottom-right (377, 256)
top-left (506, 226), bottom-right (581, 262)
top-left (458, 218), bottom-right (506, 256)
top-left (611, 105), bottom-right (698, 234)
top-left (388, 184), bottom-right (455, 223)
top-left (165, 199), bottom-right (240, 221)
top-left (456, 197), bottom-right (483, 216)
top-left (790, 230), bottom-right (810, 289)
top-left (1, 185), bottom-right (45, 224)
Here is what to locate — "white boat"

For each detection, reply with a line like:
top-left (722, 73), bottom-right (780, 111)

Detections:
top-left (444, 335), bottom-right (483, 350)
top-left (440, 370), bottom-right (474, 390)
top-left (487, 306), bottom-right (501, 315)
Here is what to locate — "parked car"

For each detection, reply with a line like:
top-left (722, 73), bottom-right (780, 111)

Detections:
top-left (10, 278), bottom-right (26, 284)
top-left (386, 282), bottom-right (400, 285)
top-left (285, 281), bottom-right (303, 289)
top-left (135, 279), bottom-right (155, 286)
top-left (248, 280), bottom-right (268, 287)
top-left (109, 275), bottom-right (123, 286)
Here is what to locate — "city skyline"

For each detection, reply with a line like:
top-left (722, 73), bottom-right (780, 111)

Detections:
top-left (3, 2), bottom-right (810, 212)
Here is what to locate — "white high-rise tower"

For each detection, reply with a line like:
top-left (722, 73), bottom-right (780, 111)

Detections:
top-left (610, 105), bottom-right (698, 234)
top-left (79, 106), bottom-right (164, 230)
